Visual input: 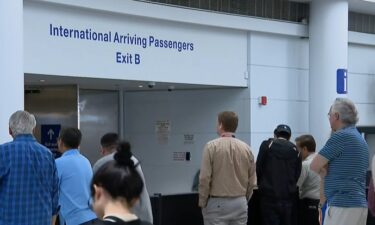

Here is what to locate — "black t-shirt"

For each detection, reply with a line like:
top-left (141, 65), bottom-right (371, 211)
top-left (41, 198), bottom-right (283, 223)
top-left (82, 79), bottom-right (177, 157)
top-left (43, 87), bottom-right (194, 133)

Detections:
top-left (92, 216), bottom-right (153, 225)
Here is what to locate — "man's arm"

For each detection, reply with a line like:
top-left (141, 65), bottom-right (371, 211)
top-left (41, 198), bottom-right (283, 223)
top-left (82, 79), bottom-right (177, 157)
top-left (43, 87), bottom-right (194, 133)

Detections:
top-left (198, 144), bottom-right (212, 208)
top-left (297, 162), bottom-right (308, 188)
top-left (246, 151), bottom-right (256, 201)
top-left (256, 140), bottom-right (270, 183)
top-left (310, 154), bottom-right (328, 176)
top-left (51, 159), bottom-right (60, 222)
top-left (295, 153), bottom-right (302, 182)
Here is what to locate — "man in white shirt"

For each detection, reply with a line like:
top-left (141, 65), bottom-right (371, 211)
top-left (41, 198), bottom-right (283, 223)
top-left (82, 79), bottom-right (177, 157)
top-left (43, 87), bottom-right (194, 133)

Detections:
top-left (296, 134), bottom-right (320, 225)
top-left (92, 133), bottom-right (153, 224)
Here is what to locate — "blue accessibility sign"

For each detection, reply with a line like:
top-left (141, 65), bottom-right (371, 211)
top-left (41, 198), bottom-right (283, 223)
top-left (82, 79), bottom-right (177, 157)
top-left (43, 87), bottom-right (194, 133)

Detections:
top-left (41, 124), bottom-right (61, 151)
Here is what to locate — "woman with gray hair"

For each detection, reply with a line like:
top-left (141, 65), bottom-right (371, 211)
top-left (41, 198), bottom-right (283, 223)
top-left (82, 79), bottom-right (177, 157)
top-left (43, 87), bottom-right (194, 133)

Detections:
top-left (310, 98), bottom-right (368, 225)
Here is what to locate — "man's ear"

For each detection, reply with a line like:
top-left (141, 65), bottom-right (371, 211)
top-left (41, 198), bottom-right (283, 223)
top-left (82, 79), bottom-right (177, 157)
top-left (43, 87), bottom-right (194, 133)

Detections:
top-left (100, 147), bottom-right (106, 156)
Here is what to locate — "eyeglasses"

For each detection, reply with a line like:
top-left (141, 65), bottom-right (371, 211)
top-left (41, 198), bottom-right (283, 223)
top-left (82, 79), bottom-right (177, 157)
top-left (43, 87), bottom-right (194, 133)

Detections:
top-left (327, 112), bottom-right (339, 119)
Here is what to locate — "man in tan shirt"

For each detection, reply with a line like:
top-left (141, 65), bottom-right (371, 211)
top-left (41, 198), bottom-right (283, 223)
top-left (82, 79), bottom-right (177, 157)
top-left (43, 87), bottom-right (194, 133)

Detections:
top-left (199, 111), bottom-right (256, 225)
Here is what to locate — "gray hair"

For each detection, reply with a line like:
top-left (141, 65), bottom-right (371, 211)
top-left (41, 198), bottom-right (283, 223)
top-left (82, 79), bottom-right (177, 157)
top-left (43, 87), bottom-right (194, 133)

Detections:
top-left (9, 110), bottom-right (36, 136)
top-left (330, 98), bottom-right (358, 126)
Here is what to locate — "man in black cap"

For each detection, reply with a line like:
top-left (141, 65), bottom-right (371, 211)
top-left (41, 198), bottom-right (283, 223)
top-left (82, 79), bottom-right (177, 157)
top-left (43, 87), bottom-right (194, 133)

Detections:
top-left (256, 124), bottom-right (302, 225)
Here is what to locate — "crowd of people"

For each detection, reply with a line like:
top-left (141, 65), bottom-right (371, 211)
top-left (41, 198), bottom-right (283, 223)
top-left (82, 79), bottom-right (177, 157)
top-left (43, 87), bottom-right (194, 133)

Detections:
top-left (198, 97), bottom-right (369, 225)
top-left (0, 97), bottom-right (370, 225)
top-left (0, 110), bottom-right (153, 225)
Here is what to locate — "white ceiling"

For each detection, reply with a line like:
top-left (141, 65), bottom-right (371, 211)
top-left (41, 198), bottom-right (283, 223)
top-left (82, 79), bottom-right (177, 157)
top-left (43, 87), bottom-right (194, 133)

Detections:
top-left (24, 74), bottom-right (230, 92)
top-left (291, 0), bottom-right (375, 15)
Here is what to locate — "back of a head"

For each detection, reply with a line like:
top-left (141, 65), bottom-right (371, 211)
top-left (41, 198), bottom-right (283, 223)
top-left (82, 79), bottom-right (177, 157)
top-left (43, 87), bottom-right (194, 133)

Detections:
top-left (100, 133), bottom-right (119, 148)
top-left (9, 110), bottom-right (36, 136)
top-left (274, 124), bottom-right (292, 140)
top-left (59, 127), bottom-right (82, 149)
top-left (295, 134), bottom-right (316, 152)
top-left (331, 98), bottom-right (358, 126)
top-left (92, 141), bottom-right (143, 206)
top-left (218, 111), bottom-right (238, 133)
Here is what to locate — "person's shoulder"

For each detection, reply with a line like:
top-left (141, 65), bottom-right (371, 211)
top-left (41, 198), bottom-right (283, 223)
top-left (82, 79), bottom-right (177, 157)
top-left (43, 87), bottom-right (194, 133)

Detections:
top-left (93, 153), bottom-right (115, 172)
top-left (204, 138), bottom-right (222, 148)
top-left (131, 155), bottom-right (139, 164)
top-left (260, 138), bottom-right (273, 146)
top-left (97, 153), bottom-right (114, 164)
top-left (207, 137), bottom-right (221, 144)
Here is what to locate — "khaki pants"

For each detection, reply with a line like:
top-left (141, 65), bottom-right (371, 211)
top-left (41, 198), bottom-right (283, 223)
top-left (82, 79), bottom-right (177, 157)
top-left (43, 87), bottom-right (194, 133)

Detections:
top-left (202, 196), bottom-right (248, 225)
top-left (324, 206), bottom-right (367, 225)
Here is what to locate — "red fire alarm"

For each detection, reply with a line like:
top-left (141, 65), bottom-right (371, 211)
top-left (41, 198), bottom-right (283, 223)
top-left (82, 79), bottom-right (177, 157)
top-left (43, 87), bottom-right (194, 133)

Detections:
top-left (258, 96), bottom-right (267, 105)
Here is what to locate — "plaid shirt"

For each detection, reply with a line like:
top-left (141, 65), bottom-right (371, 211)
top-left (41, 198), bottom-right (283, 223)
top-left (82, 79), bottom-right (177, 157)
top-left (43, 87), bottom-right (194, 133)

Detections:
top-left (0, 134), bottom-right (59, 225)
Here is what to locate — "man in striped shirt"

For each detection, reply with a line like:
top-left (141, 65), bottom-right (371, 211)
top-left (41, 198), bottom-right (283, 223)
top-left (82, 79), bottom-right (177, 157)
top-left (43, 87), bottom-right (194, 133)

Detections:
top-left (311, 98), bottom-right (368, 225)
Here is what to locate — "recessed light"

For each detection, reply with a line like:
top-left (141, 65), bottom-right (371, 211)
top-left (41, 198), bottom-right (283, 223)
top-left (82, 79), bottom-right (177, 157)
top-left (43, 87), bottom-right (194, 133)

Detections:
top-left (40, 79), bottom-right (45, 82)
top-left (138, 85), bottom-right (143, 88)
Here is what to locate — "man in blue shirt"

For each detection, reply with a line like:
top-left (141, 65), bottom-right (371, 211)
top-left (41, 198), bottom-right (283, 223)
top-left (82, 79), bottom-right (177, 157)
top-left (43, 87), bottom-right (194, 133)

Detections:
top-left (0, 110), bottom-right (59, 225)
top-left (56, 127), bottom-right (98, 225)
top-left (311, 98), bottom-right (368, 225)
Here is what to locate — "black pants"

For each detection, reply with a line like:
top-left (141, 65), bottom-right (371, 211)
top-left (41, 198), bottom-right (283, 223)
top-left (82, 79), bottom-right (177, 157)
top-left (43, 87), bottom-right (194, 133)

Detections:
top-left (298, 198), bottom-right (320, 225)
top-left (260, 197), bottom-right (296, 225)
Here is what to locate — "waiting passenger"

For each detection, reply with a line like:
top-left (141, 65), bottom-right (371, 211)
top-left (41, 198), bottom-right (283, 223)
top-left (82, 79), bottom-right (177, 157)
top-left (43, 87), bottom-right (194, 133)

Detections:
top-left (90, 141), bottom-right (153, 225)
top-left (199, 111), bottom-right (256, 225)
top-left (256, 124), bottom-right (301, 225)
top-left (56, 127), bottom-right (98, 225)
top-left (295, 135), bottom-right (320, 225)
top-left (92, 133), bottom-right (153, 223)
top-left (311, 98), bottom-right (368, 225)
top-left (0, 110), bottom-right (59, 225)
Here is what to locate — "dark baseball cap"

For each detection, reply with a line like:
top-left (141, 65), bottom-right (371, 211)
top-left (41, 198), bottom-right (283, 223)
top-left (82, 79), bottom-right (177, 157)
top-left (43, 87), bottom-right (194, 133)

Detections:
top-left (274, 124), bottom-right (291, 135)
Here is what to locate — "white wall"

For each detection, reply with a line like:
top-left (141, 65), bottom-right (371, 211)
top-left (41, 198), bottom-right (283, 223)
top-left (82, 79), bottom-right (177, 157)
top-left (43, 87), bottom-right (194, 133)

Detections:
top-left (124, 88), bottom-right (251, 195)
top-left (348, 44), bottom-right (375, 126)
top-left (0, 0), bottom-right (24, 143)
top-left (249, 32), bottom-right (310, 154)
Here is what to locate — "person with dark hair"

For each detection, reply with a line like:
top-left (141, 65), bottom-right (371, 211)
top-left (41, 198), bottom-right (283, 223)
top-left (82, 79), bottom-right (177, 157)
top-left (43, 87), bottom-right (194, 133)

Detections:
top-left (99, 133), bottom-right (119, 156)
top-left (256, 124), bottom-right (302, 225)
top-left (199, 111), bottom-right (256, 225)
top-left (0, 110), bottom-right (59, 225)
top-left (93, 133), bottom-right (153, 223)
top-left (91, 141), bottom-right (153, 225)
top-left (56, 127), bottom-right (98, 225)
top-left (295, 135), bottom-right (320, 225)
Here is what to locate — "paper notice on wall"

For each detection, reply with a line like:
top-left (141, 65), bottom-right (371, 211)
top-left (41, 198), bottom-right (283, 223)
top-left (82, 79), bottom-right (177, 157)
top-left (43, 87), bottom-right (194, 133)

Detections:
top-left (155, 120), bottom-right (171, 145)
top-left (173, 152), bottom-right (186, 161)
top-left (184, 134), bottom-right (194, 144)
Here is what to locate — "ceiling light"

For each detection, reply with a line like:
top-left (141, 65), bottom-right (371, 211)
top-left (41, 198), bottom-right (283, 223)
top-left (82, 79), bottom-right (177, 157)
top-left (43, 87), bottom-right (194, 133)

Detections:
top-left (40, 79), bottom-right (45, 82)
top-left (363, 0), bottom-right (375, 2)
top-left (138, 85), bottom-right (143, 88)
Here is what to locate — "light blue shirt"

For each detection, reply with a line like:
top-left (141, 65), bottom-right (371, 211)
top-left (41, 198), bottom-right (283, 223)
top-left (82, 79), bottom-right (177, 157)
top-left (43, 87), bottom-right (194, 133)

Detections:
top-left (319, 126), bottom-right (368, 207)
top-left (56, 149), bottom-right (97, 225)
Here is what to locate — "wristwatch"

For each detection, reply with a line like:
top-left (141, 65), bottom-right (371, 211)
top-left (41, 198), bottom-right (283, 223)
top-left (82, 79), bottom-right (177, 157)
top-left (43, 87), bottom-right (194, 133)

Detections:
top-left (318, 203), bottom-right (323, 209)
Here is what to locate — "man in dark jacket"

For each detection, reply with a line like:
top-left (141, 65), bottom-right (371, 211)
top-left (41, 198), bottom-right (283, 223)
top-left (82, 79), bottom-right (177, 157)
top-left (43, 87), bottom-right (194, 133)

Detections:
top-left (256, 124), bottom-right (302, 225)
